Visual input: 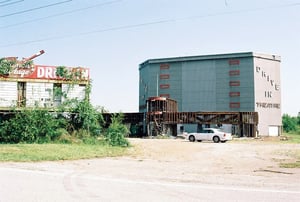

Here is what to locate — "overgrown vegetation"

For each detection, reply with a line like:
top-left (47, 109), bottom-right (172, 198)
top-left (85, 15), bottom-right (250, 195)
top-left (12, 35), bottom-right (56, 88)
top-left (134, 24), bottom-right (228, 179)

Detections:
top-left (0, 109), bottom-right (61, 143)
top-left (281, 113), bottom-right (300, 144)
top-left (55, 66), bottom-right (84, 81)
top-left (0, 71), bottom-right (130, 151)
top-left (0, 58), bottom-right (15, 75)
top-left (105, 113), bottom-right (129, 147)
top-left (0, 99), bottom-right (129, 147)
top-left (282, 114), bottom-right (300, 134)
top-left (0, 59), bottom-right (130, 162)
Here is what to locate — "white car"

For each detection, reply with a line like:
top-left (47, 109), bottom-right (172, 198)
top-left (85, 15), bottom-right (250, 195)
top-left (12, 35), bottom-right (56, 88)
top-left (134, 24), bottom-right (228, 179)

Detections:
top-left (187, 128), bottom-right (232, 143)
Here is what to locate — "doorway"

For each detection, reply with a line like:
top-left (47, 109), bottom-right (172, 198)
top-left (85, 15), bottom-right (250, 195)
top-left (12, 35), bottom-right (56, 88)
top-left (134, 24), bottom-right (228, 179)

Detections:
top-left (17, 82), bottom-right (26, 107)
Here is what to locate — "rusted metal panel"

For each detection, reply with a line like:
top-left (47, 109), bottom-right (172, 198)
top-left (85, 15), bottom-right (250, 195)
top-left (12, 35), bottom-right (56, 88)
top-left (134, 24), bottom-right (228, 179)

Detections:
top-left (146, 97), bottom-right (178, 113)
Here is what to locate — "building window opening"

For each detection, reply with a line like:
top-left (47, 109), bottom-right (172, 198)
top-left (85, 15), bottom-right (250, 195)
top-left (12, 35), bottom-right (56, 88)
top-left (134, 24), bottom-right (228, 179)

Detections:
top-left (17, 82), bottom-right (26, 107)
top-left (53, 83), bottom-right (62, 106)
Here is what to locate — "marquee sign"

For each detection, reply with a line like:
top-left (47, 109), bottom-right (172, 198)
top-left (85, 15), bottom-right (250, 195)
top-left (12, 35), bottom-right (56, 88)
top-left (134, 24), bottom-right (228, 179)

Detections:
top-left (4, 65), bottom-right (90, 81)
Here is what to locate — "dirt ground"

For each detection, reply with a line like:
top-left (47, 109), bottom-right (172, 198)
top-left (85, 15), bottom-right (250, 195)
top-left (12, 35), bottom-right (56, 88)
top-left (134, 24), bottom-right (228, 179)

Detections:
top-left (122, 138), bottom-right (300, 188)
top-left (128, 137), bottom-right (300, 171)
top-left (1, 138), bottom-right (300, 201)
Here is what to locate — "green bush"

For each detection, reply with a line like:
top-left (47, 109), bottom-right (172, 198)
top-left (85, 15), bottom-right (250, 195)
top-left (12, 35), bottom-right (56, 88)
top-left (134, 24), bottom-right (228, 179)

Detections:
top-left (105, 114), bottom-right (129, 147)
top-left (0, 109), bottom-right (62, 143)
top-left (66, 99), bottom-right (102, 137)
top-left (0, 98), bottom-right (106, 144)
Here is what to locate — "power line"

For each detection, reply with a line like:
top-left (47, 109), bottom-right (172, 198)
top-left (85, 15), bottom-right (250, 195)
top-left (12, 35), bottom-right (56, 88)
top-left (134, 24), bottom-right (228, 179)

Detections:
top-left (0, 19), bottom-right (176, 47)
top-left (0, 0), bottom-right (23, 7)
top-left (0, 0), bottom-right (121, 29)
top-left (1, 2), bottom-right (300, 48)
top-left (0, 0), bottom-right (72, 18)
top-left (0, 0), bottom-right (13, 3)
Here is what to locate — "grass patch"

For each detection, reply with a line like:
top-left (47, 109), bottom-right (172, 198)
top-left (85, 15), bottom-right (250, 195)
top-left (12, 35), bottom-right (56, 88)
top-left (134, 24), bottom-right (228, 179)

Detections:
top-left (283, 132), bottom-right (300, 144)
top-left (280, 161), bottom-right (300, 168)
top-left (0, 143), bottom-right (129, 162)
top-left (277, 149), bottom-right (300, 168)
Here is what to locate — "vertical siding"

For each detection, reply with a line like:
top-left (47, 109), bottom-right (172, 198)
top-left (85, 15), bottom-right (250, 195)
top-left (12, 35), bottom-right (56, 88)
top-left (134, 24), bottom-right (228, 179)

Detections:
top-left (0, 81), bottom-right (17, 107)
top-left (182, 60), bottom-right (216, 111)
top-left (165, 62), bottom-right (182, 110)
top-left (147, 64), bottom-right (160, 97)
top-left (139, 65), bottom-right (148, 112)
top-left (216, 59), bottom-right (231, 111)
top-left (238, 58), bottom-right (255, 111)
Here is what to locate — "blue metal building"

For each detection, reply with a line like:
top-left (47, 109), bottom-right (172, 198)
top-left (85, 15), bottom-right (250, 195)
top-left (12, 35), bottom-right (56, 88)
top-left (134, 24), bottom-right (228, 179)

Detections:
top-left (139, 52), bottom-right (281, 136)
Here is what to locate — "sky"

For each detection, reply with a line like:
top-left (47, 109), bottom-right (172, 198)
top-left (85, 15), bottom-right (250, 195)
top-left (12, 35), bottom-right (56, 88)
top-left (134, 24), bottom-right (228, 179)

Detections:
top-left (0, 0), bottom-right (299, 116)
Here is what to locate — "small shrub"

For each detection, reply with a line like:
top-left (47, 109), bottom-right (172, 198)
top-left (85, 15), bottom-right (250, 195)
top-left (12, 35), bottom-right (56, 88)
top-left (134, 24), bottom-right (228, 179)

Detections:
top-left (68, 99), bottom-right (102, 137)
top-left (105, 114), bottom-right (129, 147)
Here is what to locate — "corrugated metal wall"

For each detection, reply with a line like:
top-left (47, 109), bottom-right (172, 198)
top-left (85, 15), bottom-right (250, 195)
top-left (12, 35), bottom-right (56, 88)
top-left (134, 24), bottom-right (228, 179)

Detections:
top-left (181, 60), bottom-right (216, 112)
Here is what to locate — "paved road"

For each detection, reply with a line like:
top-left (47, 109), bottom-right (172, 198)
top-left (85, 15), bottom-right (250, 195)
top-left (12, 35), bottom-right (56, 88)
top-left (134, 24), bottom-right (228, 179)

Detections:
top-left (1, 159), bottom-right (300, 202)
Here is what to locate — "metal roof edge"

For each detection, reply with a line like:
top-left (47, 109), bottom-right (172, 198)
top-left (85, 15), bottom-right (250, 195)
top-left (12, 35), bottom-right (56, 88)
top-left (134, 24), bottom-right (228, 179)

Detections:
top-left (139, 52), bottom-right (281, 69)
top-left (252, 52), bottom-right (281, 61)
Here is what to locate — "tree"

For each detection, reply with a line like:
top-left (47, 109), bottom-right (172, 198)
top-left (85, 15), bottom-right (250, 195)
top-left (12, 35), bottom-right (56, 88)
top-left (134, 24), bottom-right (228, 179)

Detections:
top-left (282, 114), bottom-right (297, 133)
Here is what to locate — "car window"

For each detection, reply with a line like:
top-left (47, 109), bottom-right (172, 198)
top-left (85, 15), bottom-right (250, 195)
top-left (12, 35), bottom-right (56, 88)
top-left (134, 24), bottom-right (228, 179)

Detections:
top-left (203, 129), bottom-right (213, 133)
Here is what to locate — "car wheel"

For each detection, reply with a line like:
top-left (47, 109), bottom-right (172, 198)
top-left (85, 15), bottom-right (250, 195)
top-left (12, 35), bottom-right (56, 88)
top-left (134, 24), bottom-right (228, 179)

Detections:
top-left (213, 136), bottom-right (220, 143)
top-left (188, 135), bottom-right (195, 142)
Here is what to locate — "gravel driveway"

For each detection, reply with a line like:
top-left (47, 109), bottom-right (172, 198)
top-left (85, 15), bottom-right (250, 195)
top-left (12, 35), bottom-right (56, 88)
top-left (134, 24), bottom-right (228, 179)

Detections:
top-left (1, 138), bottom-right (300, 202)
top-left (127, 138), bottom-right (300, 187)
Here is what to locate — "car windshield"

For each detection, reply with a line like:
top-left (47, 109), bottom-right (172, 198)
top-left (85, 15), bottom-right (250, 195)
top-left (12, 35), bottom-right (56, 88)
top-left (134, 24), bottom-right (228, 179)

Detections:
top-left (205, 128), bottom-right (224, 133)
top-left (200, 128), bottom-right (228, 133)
